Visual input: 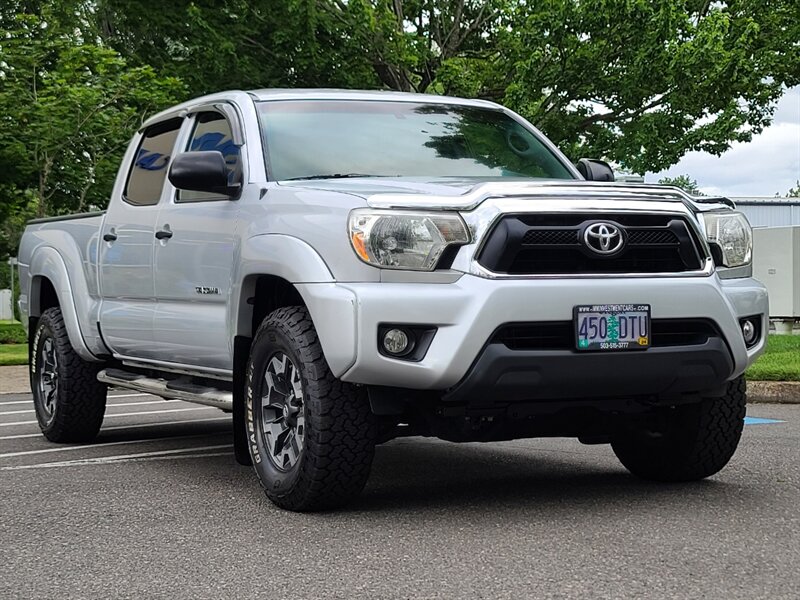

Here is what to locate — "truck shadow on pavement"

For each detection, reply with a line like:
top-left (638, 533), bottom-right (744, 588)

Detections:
top-left (76, 427), bottom-right (754, 516)
top-left (344, 437), bottom-right (752, 515)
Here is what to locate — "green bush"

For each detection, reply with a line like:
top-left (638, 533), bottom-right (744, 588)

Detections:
top-left (0, 321), bottom-right (26, 344)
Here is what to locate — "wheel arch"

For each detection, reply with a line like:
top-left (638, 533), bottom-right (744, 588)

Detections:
top-left (233, 272), bottom-right (357, 379)
top-left (27, 247), bottom-right (101, 362)
top-left (233, 234), bottom-right (335, 339)
top-left (29, 275), bottom-right (60, 317)
top-left (238, 274), bottom-right (307, 340)
top-left (232, 273), bottom-right (310, 468)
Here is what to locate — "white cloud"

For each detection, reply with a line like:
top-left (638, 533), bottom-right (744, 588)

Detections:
top-left (648, 86), bottom-right (800, 197)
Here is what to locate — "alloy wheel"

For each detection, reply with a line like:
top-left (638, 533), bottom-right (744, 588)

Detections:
top-left (260, 352), bottom-right (305, 471)
top-left (37, 336), bottom-right (59, 422)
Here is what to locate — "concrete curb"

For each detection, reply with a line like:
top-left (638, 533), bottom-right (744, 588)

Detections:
top-left (748, 380), bottom-right (800, 404)
top-left (0, 365), bottom-right (29, 395)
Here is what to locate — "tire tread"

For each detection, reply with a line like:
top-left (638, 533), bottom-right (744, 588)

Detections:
top-left (32, 307), bottom-right (107, 443)
top-left (249, 306), bottom-right (376, 511)
top-left (612, 377), bottom-right (746, 481)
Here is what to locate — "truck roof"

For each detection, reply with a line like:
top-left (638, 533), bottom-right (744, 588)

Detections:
top-left (140, 88), bottom-right (503, 131)
top-left (248, 88), bottom-right (500, 107)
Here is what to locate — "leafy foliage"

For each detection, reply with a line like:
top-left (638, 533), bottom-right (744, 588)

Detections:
top-left (95, 0), bottom-right (799, 175)
top-left (0, 3), bottom-right (183, 241)
top-left (781, 181), bottom-right (800, 198)
top-left (658, 174), bottom-right (703, 195)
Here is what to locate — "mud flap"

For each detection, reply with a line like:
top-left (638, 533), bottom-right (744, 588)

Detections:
top-left (233, 335), bottom-right (253, 466)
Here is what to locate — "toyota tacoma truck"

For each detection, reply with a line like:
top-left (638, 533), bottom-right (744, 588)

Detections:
top-left (17, 90), bottom-right (767, 511)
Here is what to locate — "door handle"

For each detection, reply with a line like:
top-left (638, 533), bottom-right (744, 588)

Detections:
top-left (103, 232), bottom-right (117, 242)
top-left (155, 229), bottom-right (173, 240)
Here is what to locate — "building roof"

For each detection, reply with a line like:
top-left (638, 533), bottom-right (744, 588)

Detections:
top-left (732, 196), bottom-right (800, 205)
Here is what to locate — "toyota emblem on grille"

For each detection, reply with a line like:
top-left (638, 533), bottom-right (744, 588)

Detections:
top-left (584, 222), bottom-right (624, 254)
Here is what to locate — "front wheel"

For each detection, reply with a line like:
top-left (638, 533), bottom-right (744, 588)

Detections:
top-left (31, 307), bottom-right (107, 442)
top-left (612, 376), bottom-right (747, 482)
top-left (245, 306), bottom-right (376, 511)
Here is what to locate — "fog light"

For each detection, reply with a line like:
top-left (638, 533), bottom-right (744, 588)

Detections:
top-left (741, 320), bottom-right (757, 345)
top-left (383, 328), bottom-right (410, 355)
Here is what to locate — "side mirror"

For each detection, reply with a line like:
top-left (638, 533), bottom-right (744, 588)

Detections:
top-left (576, 158), bottom-right (615, 182)
top-left (168, 151), bottom-right (240, 198)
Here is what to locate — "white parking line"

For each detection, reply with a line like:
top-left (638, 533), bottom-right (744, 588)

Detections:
top-left (0, 400), bottom-right (191, 417)
top-left (107, 399), bottom-right (183, 408)
top-left (0, 393), bottom-right (154, 407)
top-left (0, 408), bottom-right (38, 416)
top-left (0, 416), bottom-right (230, 440)
top-left (0, 399), bottom-right (186, 416)
top-left (8, 451), bottom-right (233, 469)
top-left (0, 398), bottom-right (178, 417)
top-left (1, 444), bottom-right (232, 471)
top-left (0, 432), bottom-right (230, 459)
top-left (0, 406), bottom-right (218, 427)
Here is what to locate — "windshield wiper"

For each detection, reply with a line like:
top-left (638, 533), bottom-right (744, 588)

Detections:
top-left (284, 173), bottom-right (392, 181)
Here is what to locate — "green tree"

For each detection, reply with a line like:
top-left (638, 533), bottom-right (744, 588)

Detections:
top-left (96, 1), bottom-right (800, 175)
top-left (781, 181), bottom-right (800, 198)
top-left (95, 0), bottom-right (382, 94)
top-left (658, 174), bottom-right (703, 195)
top-left (0, 8), bottom-right (185, 221)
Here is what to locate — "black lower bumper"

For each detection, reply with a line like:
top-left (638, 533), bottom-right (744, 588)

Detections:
top-left (443, 338), bottom-right (734, 404)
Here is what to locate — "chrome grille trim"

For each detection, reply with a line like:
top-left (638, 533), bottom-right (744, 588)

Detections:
top-left (450, 198), bottom-right (714, 279)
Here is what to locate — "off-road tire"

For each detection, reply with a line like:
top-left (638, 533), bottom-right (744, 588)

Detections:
top-left (30, 307), bottom-right (107, 442)
top-left (612, 376), bottom-right (747, 482)
top-left (245, 306), bottom-right (376, 511)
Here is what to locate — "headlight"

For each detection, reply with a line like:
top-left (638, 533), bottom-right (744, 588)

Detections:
top-left (700, 211), bottom-right (752, 268)
top-left (349, 209), bottom-right (470, 271)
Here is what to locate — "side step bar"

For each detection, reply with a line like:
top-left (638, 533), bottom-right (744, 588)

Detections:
top-left (97, 368), bottom-right (232, 411)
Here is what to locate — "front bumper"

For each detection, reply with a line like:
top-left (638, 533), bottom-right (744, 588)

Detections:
top-left (443, 338), bottom-right (734, 404)
top-left (297, 274), bottom-right (768, 393)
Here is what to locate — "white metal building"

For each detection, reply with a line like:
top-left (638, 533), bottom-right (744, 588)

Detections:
top-left (732, 197), bottom-right (800, 228)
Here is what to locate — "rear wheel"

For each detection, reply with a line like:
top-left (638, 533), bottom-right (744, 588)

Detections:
top-left (245, 306), bottom-right (376, 511)
top-left (612, 376), bottom-right (746, 481)
top-left (31, 307), bottom-right (107, 442)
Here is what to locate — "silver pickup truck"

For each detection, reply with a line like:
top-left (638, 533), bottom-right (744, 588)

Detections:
top-left (17, 89), bottom-right (768, 511)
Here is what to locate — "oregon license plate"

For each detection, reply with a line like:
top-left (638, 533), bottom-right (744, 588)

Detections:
top-left (574, 304), bottom-right (650, 351)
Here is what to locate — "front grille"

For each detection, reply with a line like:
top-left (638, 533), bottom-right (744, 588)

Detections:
top-left (477, 213), bottom-right (705, 275)
top-left (493, 319), bottom-right (721, 351)
top-left (627, 229), bottom-right (678, 245)
top-left (522, 229), bottom-right (578, 245)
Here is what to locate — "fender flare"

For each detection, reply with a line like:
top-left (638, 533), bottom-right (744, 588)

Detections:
top-left (232, 235), bottom-right (358, 377)
top-left (238, 234), bottom-right (335, 284)
top-left (28, 247), bottom-right (101, 362)
top-left (232, 234), bottom-right (336, 337)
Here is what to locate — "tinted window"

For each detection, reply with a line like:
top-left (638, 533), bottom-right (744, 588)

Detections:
top-left (124, 119), bottom-right (182, 206)
top-left (258, 100), bottom-right (574, 181)
top-left (177, 112), bottom-right (241, 202)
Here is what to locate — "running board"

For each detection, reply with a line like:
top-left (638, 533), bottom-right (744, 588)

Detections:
top-left (97, 369), bottom-right (233, 411)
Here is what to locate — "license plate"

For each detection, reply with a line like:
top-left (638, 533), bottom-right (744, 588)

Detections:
top-left (574, 304), bottom-right (650, 351)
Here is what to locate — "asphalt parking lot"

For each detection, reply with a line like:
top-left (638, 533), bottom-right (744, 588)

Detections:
top-left (0, 390), bottom-right (797, 599)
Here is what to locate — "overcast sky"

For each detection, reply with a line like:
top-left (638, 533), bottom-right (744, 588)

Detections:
top-left (647, 86), bottom-right (800, 198)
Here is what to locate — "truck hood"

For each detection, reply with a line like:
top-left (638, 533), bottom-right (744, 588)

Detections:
top-left (277, 177), bottom-right (733, 212)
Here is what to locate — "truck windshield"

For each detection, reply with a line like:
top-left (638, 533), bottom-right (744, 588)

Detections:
top-left (257, 100), bottom-right (575, 181)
